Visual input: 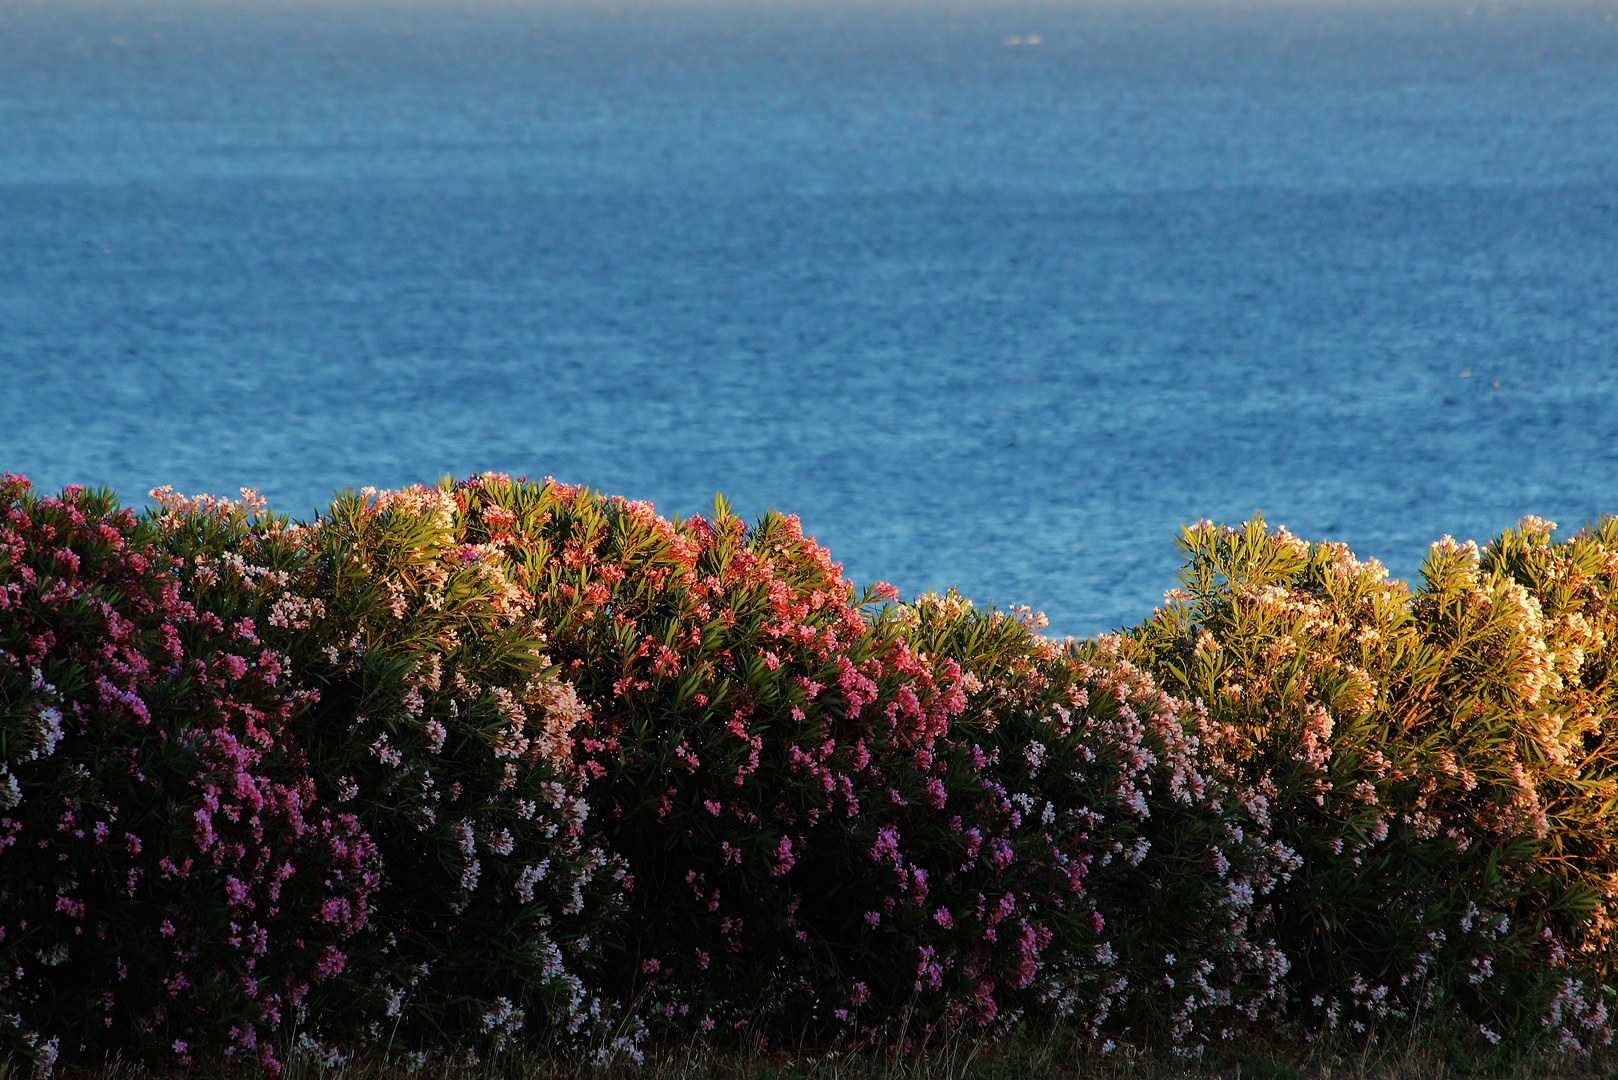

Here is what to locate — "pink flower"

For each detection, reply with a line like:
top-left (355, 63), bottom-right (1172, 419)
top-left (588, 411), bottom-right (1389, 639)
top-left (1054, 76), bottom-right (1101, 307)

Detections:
top-left (313, 945), bottom-right (347, 981)
top-left (769, 835), bottom-right (796, 876)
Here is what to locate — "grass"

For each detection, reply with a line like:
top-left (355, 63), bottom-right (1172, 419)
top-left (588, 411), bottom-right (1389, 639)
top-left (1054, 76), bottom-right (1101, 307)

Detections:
top-left (19, 1022), bottom-right (1618, 1080)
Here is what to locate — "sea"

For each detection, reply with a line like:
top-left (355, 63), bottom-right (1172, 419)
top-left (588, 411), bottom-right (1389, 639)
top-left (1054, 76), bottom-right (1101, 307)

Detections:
top-left (2, 0), bottom-right (1616, 636)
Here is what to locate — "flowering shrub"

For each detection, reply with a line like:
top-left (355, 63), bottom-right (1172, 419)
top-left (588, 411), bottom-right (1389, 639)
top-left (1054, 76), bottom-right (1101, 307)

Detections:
top-left (902, 593), bottom-right (1297, 1052)
top-left (1473, 517), bottom-right (1618, 1048)
top-left (474, 480), bottom-right (982, 1034)
top-left (1118, 515), bottom-right (1618, 1054)
top-left (145, 479), bottom-right (631, 1064)
top-left (0, 477), bottom-right (376, 1074)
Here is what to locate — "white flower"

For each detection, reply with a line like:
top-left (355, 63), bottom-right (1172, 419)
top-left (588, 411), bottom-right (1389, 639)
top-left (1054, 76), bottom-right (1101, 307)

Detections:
top-left (28, 1034), bottom-right (60, 1078)
top-left (369, 732), bottom-right (403, 767)
top-left (515, 860), bottom-right (549, 903)
top-left (423, 719), bottom-right (447, 753)
top-left (30, 707), bottom-right (64, 760)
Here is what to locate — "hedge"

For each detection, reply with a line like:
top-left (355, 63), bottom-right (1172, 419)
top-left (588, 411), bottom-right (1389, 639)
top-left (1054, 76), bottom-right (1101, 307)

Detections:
top-left (2, 474), bottom-right (1615, 1073)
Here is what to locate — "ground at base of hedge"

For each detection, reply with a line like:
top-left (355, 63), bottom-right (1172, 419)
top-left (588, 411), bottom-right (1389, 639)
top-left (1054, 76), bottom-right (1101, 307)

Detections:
top-left (15, 1033), bottom-right (1618, 1080)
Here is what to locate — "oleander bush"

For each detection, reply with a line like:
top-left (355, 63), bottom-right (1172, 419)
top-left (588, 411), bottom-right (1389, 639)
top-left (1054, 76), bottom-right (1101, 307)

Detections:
top-left (1117, 515), bottom-right (1618, 1054)
top-left (897, 595), bottom-right (1300, 1052)
top-left (494, 480), bottom-right (980, 1036)
top-left (0, 477), bottom-right (378, 1073)
top-left (4, 472), bottom-right (1618, 1076)
top-left (144, 480), bottom-right (632, 1067)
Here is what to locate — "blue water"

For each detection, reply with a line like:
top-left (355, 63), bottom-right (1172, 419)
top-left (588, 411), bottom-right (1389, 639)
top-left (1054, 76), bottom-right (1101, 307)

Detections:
top-left (3, 0), bottom-right (1617, 635)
